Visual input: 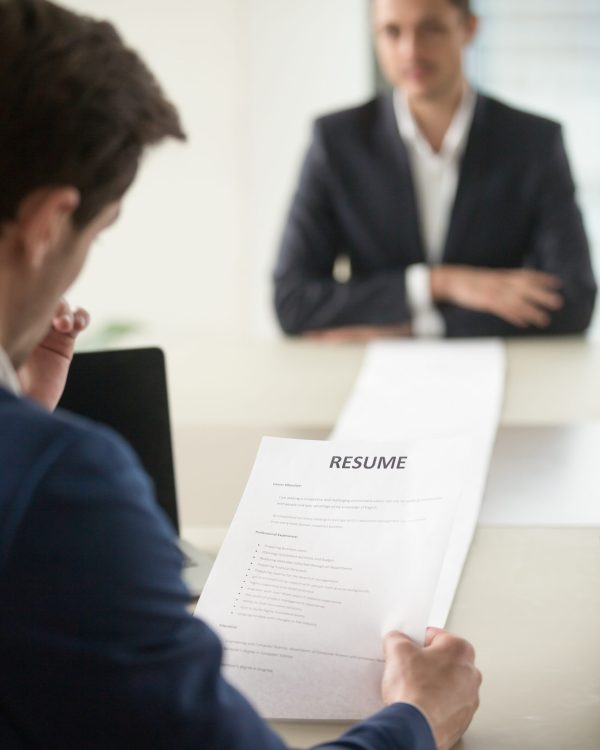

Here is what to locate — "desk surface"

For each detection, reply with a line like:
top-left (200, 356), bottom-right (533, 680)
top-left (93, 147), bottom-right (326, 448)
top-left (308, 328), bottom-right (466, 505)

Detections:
top-left (172, 336), bottom-right (600, 528)
top-left (166, 336), bottom-right (600, 428)
top-left (172, 336), bottom-right (600, 749)
top-left (183, 523), bottom-right (600, 750)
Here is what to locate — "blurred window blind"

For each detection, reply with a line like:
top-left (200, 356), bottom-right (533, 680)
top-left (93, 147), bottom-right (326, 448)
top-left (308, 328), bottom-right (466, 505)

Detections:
top-left (467, 0), bottom-right (600, 333)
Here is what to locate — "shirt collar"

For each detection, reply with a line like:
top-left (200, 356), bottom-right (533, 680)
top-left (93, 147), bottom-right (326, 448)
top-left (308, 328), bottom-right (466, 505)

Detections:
top-left (0, 346), bottom-right (22, 395)
top-left (394, 84), bottom-right (477, 160)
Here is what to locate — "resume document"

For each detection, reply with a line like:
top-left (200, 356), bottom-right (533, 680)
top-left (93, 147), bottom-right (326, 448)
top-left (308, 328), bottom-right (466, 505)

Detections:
top-left (196, 435), bottom-right (468, 720)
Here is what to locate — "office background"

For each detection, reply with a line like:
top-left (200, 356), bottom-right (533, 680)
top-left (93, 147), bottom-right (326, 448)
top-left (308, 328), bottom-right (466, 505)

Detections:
top-left (62, 0), bottom-right (600, 344)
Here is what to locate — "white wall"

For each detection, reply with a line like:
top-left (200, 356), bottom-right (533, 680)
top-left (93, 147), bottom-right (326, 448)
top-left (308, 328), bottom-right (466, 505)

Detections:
top-left (239, 0), bottom-right (372, 337)
top-left (59, 0), bottom-right (371, 344)
top-left (62, 0), bottom-right (247, 342)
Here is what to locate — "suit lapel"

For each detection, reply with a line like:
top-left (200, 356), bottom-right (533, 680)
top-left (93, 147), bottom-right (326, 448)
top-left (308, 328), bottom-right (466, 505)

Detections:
top-left (377, 92), bottom-right (425, 264)
top-left (442, 94), bottom-right (490, 264)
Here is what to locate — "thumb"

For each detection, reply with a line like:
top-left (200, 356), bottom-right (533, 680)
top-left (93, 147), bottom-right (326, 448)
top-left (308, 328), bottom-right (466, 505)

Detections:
top-left (52, 297), bottom-right (74, 333)
top-left (424, 627), bottom-right (447, 647)
top-left (383, 631), bottom-right (417, 658)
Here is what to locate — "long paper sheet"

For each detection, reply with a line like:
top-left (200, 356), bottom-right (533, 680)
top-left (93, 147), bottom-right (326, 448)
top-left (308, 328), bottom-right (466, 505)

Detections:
top-left (196, 435), bottom-right (468, 720)
top-left (332, 340), bottom-right (506, 626)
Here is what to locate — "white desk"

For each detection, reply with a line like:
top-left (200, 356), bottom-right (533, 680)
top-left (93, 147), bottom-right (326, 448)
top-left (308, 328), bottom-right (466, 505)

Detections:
top-left (172, 336), bottom-right (600, 749)
top-left (165, 336), bottom-right (600, 431)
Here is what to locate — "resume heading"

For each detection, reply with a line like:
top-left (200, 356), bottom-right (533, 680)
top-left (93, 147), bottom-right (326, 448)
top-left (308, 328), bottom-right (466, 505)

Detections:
top-left (329, 455), bottom-right (407, 470)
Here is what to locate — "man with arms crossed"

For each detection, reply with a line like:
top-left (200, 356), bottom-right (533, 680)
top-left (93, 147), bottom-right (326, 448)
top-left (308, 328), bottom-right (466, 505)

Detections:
top-left (274, 0), bottom-right (596, 340)
top-left (0, 2), bottom-right (480, 748)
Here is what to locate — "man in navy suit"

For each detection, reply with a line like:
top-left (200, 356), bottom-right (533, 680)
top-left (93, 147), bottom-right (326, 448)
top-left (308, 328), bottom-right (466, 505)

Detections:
top-left (0, 1), bottom-right (480, 748)
top-left (274, 0), bottom-right (597, 340)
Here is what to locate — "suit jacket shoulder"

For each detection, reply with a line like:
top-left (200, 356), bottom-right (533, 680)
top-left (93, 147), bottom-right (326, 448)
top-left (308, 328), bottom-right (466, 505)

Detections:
top-left (474, 92), bottom-right (562, 150)
top-left (315, 95), bottom-right (383, 129)
top-left (314, 91), bottom-right (562, 144)
top-left (313, 95), bottom-right (390, 148)
top-left (0, 387), bottom-right (154, 553)
top-left (477, 93), bottom-right (560, 129)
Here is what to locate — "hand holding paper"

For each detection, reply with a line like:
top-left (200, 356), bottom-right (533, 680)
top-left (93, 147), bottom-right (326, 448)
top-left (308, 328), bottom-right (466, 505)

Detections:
top-left (382, 629), bottom-right (481, 750)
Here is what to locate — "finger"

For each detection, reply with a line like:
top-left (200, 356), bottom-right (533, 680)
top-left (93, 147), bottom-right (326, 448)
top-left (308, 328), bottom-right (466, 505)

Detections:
top-left (519, 285), bottom-right (564, 311)
top-left (383, 631), bottom-right (416, 657)
top-left (459, 639), bottom-right (477, 663)
top-left (489, 304), bottom-right (529, 328)
top-left (53, 297), bottom-right (70, 319)
top-left (493, 299), bottom-right (549, 328)
top-left (52, 307), bottom-right (75, 333)
top-left (510, 300), bottom-right (552, 327)
top-left (427, 632), bottom-right (476, 663)
top-left (309, 331), bottom-right (360, 343)
top-left (512, 270), bottom-right (563, 289)
top-left (72, 307), bottom-right (91, 332)
top-left (303, 330), bottom-right (337, 341)
top-left (424, 629), bottom-right (459, 651)
top-left (313, 333), bottom-right (348, 342)
top-left (424, 627), bottom-right (447, 646)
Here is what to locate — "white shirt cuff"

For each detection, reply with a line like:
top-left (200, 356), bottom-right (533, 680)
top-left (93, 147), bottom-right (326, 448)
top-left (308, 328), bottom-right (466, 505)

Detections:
top-left (405, 264), bottom-right (446, 338)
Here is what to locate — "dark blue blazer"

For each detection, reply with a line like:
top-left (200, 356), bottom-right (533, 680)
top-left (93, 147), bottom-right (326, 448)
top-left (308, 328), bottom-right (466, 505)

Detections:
top-left (0, 387), bottom-right (434, 750)
top-left (274, 92), bottom-right (597, 336)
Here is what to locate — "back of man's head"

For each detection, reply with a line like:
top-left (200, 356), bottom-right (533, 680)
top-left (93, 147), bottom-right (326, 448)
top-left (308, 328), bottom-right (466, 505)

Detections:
top-left (0, 0), bottom-right (185, 231)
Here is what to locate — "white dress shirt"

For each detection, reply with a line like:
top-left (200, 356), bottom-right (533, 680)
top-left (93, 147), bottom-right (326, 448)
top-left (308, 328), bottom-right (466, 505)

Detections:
top-left (0, 345), bottom-right (21, 395)
top-left (394, 86), bottom-right (477, 337)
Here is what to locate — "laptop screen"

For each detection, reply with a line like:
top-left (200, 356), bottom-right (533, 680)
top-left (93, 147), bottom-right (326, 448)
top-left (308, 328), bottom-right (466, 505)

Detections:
top-left (57, 347), bottom-right (180, 533)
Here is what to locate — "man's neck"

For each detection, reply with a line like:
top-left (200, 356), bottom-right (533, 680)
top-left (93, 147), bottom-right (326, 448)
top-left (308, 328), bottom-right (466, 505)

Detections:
top-left (0, 339), bottom-right (21, 395)
top-left (407, 79), bottom-right (466, 153)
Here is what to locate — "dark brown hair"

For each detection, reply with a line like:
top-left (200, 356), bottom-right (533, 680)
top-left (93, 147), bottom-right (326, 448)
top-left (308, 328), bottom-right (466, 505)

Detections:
top-left (449, 0), bottom-right (472, 14)
top-left (372, 0), bottom-right (472, 15)
top-left (0, 0), bottom-right (185, 229)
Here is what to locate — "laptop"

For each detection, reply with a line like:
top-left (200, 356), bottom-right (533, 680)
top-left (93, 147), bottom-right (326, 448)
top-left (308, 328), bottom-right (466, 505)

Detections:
top-left (58, 346), bottom-right (213, 596)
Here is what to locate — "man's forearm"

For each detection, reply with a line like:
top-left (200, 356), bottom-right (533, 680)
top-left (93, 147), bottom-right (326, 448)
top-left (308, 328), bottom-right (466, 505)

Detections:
top-left (274, 271), bottom-right (411, 335)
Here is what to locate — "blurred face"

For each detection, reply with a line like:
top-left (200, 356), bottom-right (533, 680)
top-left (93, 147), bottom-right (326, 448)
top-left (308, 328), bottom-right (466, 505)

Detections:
top-left (372, 0), bottom-right (477, 103)
top-left (8, 199), bottom-right (121, 368)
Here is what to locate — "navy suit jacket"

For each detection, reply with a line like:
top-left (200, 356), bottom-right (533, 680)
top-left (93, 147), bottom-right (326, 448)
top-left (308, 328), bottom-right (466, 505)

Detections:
top-left (274, 92), bottom-right (597, 336)
top-left (0, 387), bottom-right (435, 750)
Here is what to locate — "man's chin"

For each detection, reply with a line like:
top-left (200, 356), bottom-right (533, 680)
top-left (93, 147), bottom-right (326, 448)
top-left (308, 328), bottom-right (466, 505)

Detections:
top-left (404, 85), bottom-right (436, 103)
top-left (404, 82), bottom-right (453, 107)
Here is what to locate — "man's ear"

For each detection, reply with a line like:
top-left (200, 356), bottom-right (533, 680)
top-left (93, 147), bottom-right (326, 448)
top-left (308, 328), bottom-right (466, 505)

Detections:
top-left (16, 187), bottom-right (81, 269)
top-left (463, 13), bottom-right (479, 46)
